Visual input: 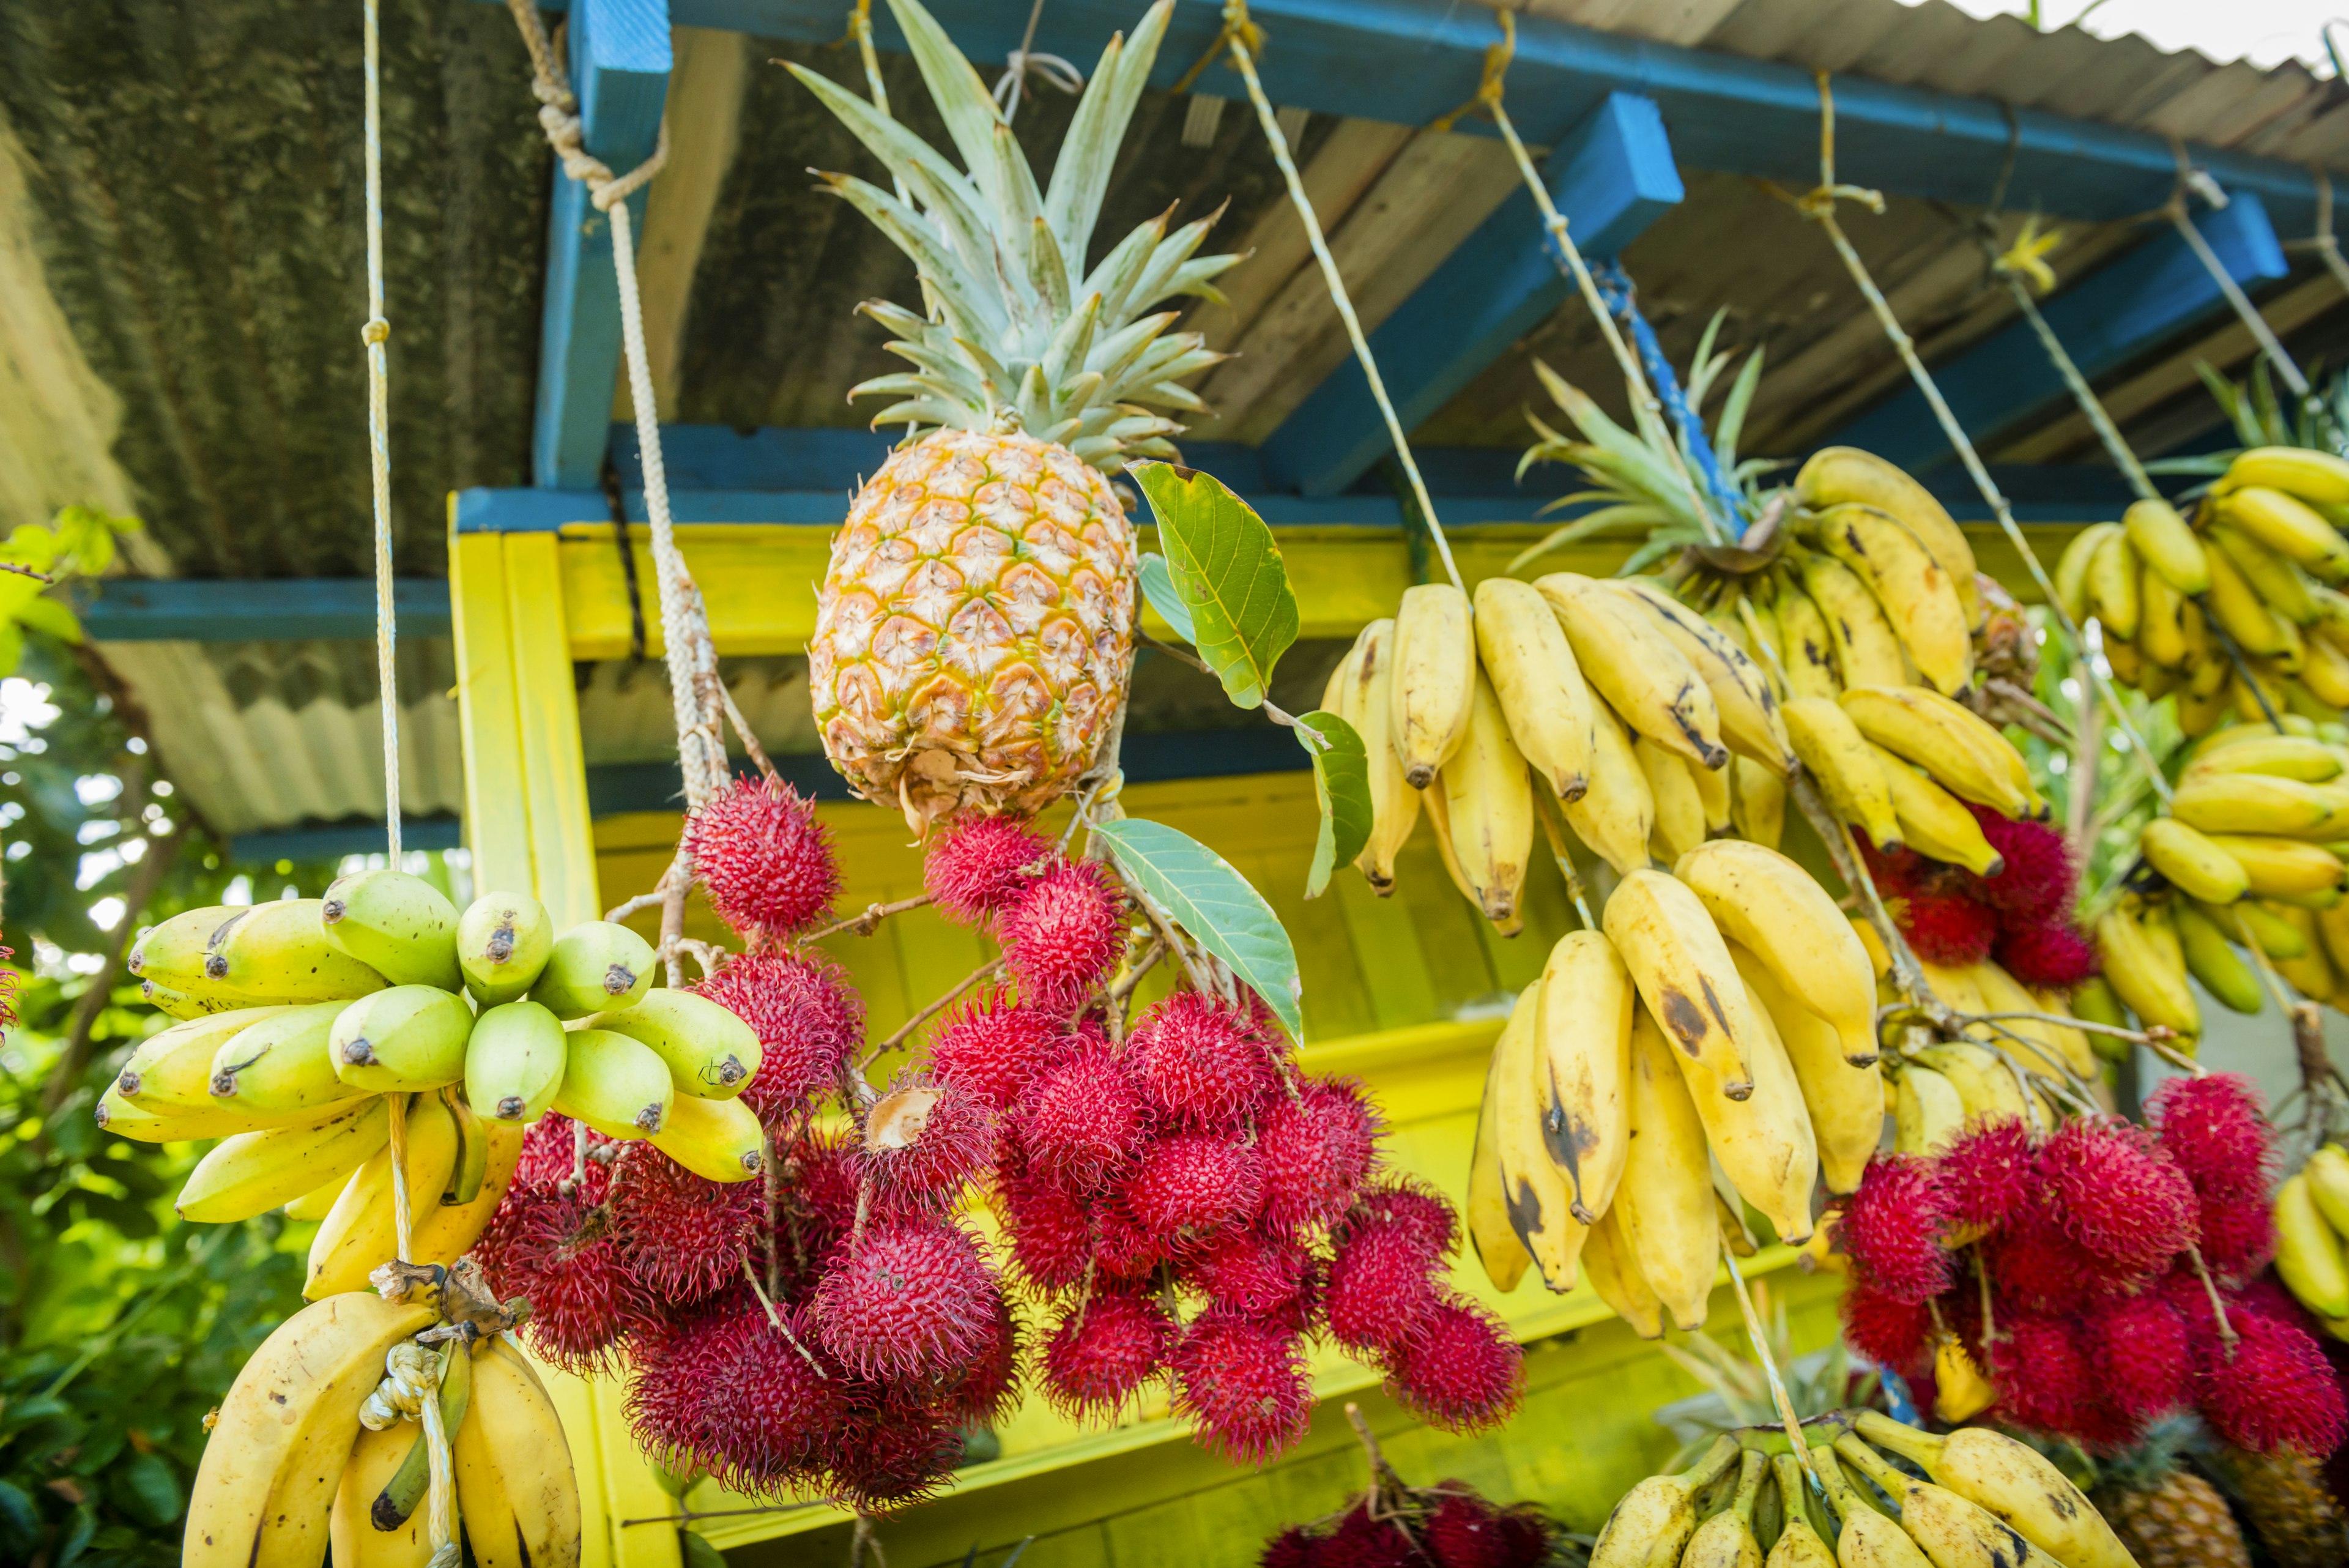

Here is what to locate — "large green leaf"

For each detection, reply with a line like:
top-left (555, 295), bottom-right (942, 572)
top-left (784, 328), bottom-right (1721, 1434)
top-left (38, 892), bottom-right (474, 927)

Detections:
top-left (1129, 462), bottom-right (1297, 710)
top-left (1293, 710), bottom-right (1371, 899)
top-left (1091, 816), bottom-right (1302, 1039)
top-left (1137, 552), bottom-right (1197, 644)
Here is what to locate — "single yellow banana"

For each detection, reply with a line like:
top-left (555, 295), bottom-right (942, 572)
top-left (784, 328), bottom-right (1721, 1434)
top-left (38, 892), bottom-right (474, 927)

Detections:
top-left (2206, 834), bottom-right (2348, 897)
top-left (2280, 1171), bottom-right (2349, 1317)
top-left (183, 1291), bottom-right (437, 1568)
top-left (1852, 1412), bottom-right (2138, 1568)
top-left (2125, 496), bottom-right (2210, 593)
top-left (455, 1336), bottom-right (583, 1568)
top-left (116, 1007), bottom-right (299, 1110)
top-left (1588, 1436), bottom-right (1744, 1568)
top-left (1783, 696), bottom-right (1901, 851)
top-left (1466, 1059), bottom-right (1532, 1295)
top-left (649, 1092), bottom-right (765, 1183)
top-left (2053, 522), bottom-right (2121, 628)
top-left (1681, 1450), bottom-right (1765, 1568)
top-left (1835, 1437), bottom-right (2066, 1568)
top-left (1612, 1004), bottom-right (1719, 1332)
top-left (1603, 868), bottom-right (1761, 1098)
top-left (1793, 447), bottom-right (1983, 628)
top-left (176, 1098), bottom-right (392, 1224)
top-left (1610, 579), bottom-right (1794, 772)
top-left (2204, 539), bottom-right (2294, 657)
top-left (2213, 522), bottom-right (2319, 625)
top-left (456, 890), bottom-right (556, 1006)
top-left (97, 1085), bottom-right (351, 1145)
top-left (330, 1422), bottom-right (437, 1568)
top-left (1813, 502), bottom-right (1971, 694)
top-left (1638, 736), bottom-right (1707, 865)
top-left (1562, 699), bottom-right (1655, 877)
top-left (1875, 745), bottom-right (2003, 876)
top-left (1389, 582), bottom-right (1476, 788)
top-left (2139, 564), bottom-right (2191, 668)
top-left (1766, 1454), bottom-right (1838, 1568)
top-left (2304, 1143), bottom-right (2349, 1235)
top-left (2085, 526), bottom-right (2142, 640)
top-left (304, 1093), bottom-right (461, 1301)
top-left (1674, 838), bottom-right (1879, 1070)
top-left (1534, 931), bottom-right (1634, 1224)
top-left (204, 897), bottom-right (390, 1003)
top-left (1485, 981), bottom-right (1587, 1291)
top-left (209, 1002), bottom-right (371, 1118)
top-left (1730, 943), bottom-right (1880, 1195)
top-left (2221, 445), bottom-right (2349, 503)
top-left (2184, 732), bottom-right (2343, 782)
top-left (2301, 631), bottom-right (2349, 707)
top-left (127, 903), bottom-right (243, 987)
top-left (2140, 817), bottom-right (2250, 902)
top-left (1838, 684), bottom-right (2042, 820)
top-left (1894, 1063), bottom-right (1965, 1156)
top-left (1434, 670), bottom-right (1535, 925)
top-left (2173, 771), bottom-right (2349, 838)
top-left (1577, 1206), bottom-right (1663, 1339)
top-left (407, 1117), bottom-right (525, 1265)
top-left (2274, 903), bottom-right (2339, 1000)
top-left (1335, 618), bottom-right (1420, 893)
top-left (2221, 485), bottom-right (2349, 581)
top-left (1474, 576), bottom-right (1598, 801)
top-left (1770, 582), bottom-right (1845, 701)
top-left (1536, 572), bottom-right (1727, 770)
top-left (283, 1167), bottom-right (352, 1222)
top-left (1799, 549), bottom-right (1908, 688)
top-left (2096, 901), bottom-right (2200, 1039)
top-left (1730, 756), bottom-right (1784, 849)
top-left (1814, 1450), bottom-right (1937, 1568)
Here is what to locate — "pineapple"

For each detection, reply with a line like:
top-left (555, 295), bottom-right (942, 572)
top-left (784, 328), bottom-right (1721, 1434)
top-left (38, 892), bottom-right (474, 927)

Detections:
top-left (788, 0), bottom-right (1234, 828)
top-left (2094, 1421), bottom-right (2252, 1567)
top-left (2212, 1444), bottom-right (2349, 1567)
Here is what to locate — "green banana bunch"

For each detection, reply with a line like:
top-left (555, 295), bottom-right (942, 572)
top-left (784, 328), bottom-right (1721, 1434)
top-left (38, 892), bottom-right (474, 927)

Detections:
top-left (529, 920), bottom-right (656, 1019)
top-left (456, 890), bottom-right (555, 1003)
top-left (330, 985), bottom-right (475, 1093)
top-left (321, 869), bottom-right (462, 990)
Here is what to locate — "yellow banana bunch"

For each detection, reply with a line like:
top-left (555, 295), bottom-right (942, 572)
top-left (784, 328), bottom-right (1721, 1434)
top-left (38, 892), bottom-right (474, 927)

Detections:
top-left (1427, 670), bottom-right (1534, 926)
top-left (453, 1337), bottom-right (584, 1568)
top-left (1537, 572), bottom-right (1728, 770)
top-left (1325, 617), bottom-right (1420, 894)
top-left (1781, 696), bottom-right (1900, 852)
top-left (1473, 576), bottom-right (1597, 801)
top-left (1839, 684), bottom-right (2043, 821)
top-left (2092, 897), bottom-right (2201, 1042)
top-left (1794, 447), bottom-right (1984, 629)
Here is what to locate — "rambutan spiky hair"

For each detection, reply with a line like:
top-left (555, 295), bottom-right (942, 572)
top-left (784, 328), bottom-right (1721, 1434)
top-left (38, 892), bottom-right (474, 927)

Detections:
top-left (1938, 1118), bottom-right (2037, 1235)
top-left (1125, 991), bottom-right (1278, 1132)
top-left (999, 860), bottom-right (1125, 1013)
top-left (2194, 1298), bottom-right (2349, 1455)
top-left (1384, 1296), bottom-right (1523, 1432)
top-left (1256, 1076), bottom-right (1381, 1236)
top-left (695, 948), bottom-right (864, 1117)
top-left (2078, 1290), bottom-right (2190, 1426)
top-left (994, 1142), bottom-right (1094, 1295)
top-left (683, 775), bottom-right (838, 937)
top-left (812, 1216), bottom-right (997, 1384)
top-left (1326, 1220), bottom-right (1443, 1356)
top-left (1424, 1491), bottom-right (1554, 1568)
top-left (1838, 1281), bottom-right (1934, 1378)
top-left (1343, 1176), bottom-right (1460, 1261)
top-left (1994, 1313), bottom-right (2110, 1446)
top-left (1171, 1308), bottom-right (1314, 1467)
top-left (1995, 919), bottom-right (2099, 989)
top-left (826, 1405), bottom-right (965, 1514)
top-left (1040, 1288), bottom-right (1172, 1418)
top-left (1967, 806), bottom-right (2077, 915)
top-left (924, 814), bottom-right (1052, 924)
top-left (2147, 1072), bottom-right (2274, 1203)
top-left (1890, 885), bottom-right (1997, 965)
top-left (1121, 1132), bottom-right (1263, 1241)
top-left (608, 1141), bottom-right (764, 1302)
top-left (629, 1291), bottom-right (842, 1495)
top-left (926, 988), bottom-right (1059, 1112)
top-left (1017, 1038), bottom-right (1148, 1188)
top-left (853, 1071), bottom-right (997, 1211)
top-left (1841, 1154), bottom-right (1954, 1303)
top-left (2039, 1117), bottom-right (2197, 1287)
top-left (1184, 1229), bottom-right (1318, 1322)
top-left (475, 1183), bottom-right (646, 1374)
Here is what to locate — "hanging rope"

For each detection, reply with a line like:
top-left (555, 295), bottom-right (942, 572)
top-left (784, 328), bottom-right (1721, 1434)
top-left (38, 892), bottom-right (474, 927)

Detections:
top-left (2306, 167), bottom-right (2349, 299)
top-left (361, 1342), bottom-right (460, 1568)
top-left (1590, 262), bottom-right (1745, 519)
top-left (1776, 72), bottom-right (2173, 808)
top-left (993, 0), bottom-right (1082, 121)
top-left (361, 0), bottom-right (403, 861)
top-left (1203, 1), bottom-right (1464, 591)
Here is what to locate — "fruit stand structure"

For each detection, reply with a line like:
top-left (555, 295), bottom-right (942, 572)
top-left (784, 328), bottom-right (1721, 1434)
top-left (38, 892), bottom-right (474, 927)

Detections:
top-left (43, 0), bottom-right (2349, 1564)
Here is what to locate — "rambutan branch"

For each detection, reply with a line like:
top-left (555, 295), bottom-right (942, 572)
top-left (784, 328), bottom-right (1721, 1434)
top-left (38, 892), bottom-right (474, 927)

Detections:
top-left (1107, 937), bottom-right (1166, 1008)
top-left (740, 1252), bottom-right (827, 1378)
top-left (2186, 1246), bottom-right (2241, 1361)
top-left (804, 894), bottom-right (932, 942)
top-left (714, 678), bottom-right (779, 786)
top-left (858, 956), bottom-right (1007, 1071)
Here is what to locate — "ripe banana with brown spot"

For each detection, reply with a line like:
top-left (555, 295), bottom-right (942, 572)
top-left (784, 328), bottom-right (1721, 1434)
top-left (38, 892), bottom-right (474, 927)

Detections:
top-left (1673, 838), bottom-right (1878, 1071)
top-left (1608, 578), bottom-right (1792, 772)
top-left (1812, 502), bottom-right (1972, 695)
top-left (1534, 930), bottom-right (1633, 1224)
top-left (1389, 582), bottom-right (1476, 788)
top-left (1483, 981), bottom-right (1587, 1291)
top-left (1729, 942), bottom-right (1880, 1195)
top-left (1794, 446), bottom-right (1983, 629)
top-left (1838, 684), bottom-right (2043, 820)
top-left (1467, 1060), bottom-right (1532, 1295)
top-left (1536, 572), bottom-right (1727, 770)
top-left (1767, 579), bottom-right (1844, 700)
top-left (1729, 756), bottom-right (1784, 849)
top-left (1475, 576), bottom-right (1597, 801)
top-left (1602, 868), bottom-right (1760, 1099)
top-left (1852, 1413), bottom-right (2137, 1568)
top-left (1797, 549), bottom-right (1907, 689)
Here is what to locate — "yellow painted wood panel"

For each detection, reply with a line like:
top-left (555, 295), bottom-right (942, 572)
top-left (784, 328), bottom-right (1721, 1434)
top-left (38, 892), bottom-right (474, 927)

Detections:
top-left (504, 532), bottom-right (601, 927)
top-left (450, 525), bottom-right (532, 894)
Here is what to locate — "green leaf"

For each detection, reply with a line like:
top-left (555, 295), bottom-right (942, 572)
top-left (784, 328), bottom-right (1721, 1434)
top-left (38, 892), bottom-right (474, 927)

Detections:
top-left (1129, 463), bottom-right (1298, 710)
top-left (1089, 817), bottom-right (1302, 1038)
top-left (1293, 711), bottom-right (1371, 899)
top-left (1137, 552), bottom-right (1196, 644)
top-left (17, 596), bottom-right (81, 645)
top-left (682, 1534), bottom-right (729, 1568)
top-left (113, 1451), bottom-right (178, 1528)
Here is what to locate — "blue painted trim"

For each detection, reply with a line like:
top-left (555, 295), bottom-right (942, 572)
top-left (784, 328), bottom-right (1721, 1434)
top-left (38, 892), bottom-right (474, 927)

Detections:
top-left (532, 0), bottom-right (671, 489)
top-left (1827, 193), bottom-right (2291, 470)
top-left (81, 578), bottom-right (453, 642)
top-left (477, 0), bottom-right (2332, 231)
top-left (1591, 261), bottom-right (1740, 525)
top-left (1262, 94), bottom-right (1682, 499)
top-left (232, 815), bottom-right (464, 864)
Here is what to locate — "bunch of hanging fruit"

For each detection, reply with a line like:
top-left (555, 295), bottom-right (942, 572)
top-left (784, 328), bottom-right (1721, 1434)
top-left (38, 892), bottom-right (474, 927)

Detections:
top-left (1839, 1072), bottom-right (2347, 1456)
top-left (1257, 1403), bottom-right (1559, 1568)
top-left (1588, 1413), bottom-right (2144, 1568)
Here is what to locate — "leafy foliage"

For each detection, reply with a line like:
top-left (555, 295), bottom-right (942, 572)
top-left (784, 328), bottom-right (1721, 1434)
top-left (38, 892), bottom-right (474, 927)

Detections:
top-left (0, 509), bottom-right (140, 682)
top-left (1292, 710), bottom-right (1370, 901)
top-left (1130, 463), bottom-right (1297, 710)
top-left (1089, 817), bottom-right (1304, 1040)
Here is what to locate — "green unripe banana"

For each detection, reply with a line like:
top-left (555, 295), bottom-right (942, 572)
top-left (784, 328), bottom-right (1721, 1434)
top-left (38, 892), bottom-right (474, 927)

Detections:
top-left (330, 986), bottom-right (475, 1093)
top-left (650, 1093), bottom-right (766, 1182)
top-left (203, 899), bottom-right (387, 1001)
top-left (587, 987), bottom-right (761, 1099)
top-left (117, 1006), bottom-right (297, 1110)
top-left (209, 1001), bottom-right (368, 1117)
top-left (551, 1028), bottom-right (674, 1139)
top-left (125, 904), bottom-right (240, 987)
top-left (530, 921), bottom-right (656, 1020)
top-left (456, 891), bottom-right (555, 1004)
top-left (2067, 976), bottom-right (2132, 1061)
top-left (465, 1000), bottom-right (569, 1124)
top-left (440, 1087), bottom-right (491, 1206)
top-left (321, 869), bottom-right (462, 990)
top-left (2173, 901), bottom-right (2263, 1014)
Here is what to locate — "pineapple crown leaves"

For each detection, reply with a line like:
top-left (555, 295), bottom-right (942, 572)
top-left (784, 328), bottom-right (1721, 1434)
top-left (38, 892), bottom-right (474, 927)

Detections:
top-left (787, 0), bottom-right (1238, 469)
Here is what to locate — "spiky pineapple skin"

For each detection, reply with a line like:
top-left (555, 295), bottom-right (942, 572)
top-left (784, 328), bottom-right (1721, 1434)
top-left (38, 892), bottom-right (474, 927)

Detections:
top-left (2221, 1445), bottom-right (2349, 1568)
top-left (2098, 1472), bottom-right (2252, 1568)
top-left (812, 428), bottom-right (1136, 825)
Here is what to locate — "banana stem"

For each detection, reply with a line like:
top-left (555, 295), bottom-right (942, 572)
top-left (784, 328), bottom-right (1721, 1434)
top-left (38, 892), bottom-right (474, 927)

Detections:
top-left (2065, 660), bottom-right (2103, 864)
top-left (1793, 775), bottom-right (1945, 1021)
top-left (1529, 787), bottom-right (1600, 929)
top-left (1720, 1241), bottom-right (1825, 1499)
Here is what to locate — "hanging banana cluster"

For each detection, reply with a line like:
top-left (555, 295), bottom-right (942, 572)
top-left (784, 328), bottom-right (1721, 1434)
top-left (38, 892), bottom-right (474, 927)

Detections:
top-left (2055, 447), bottom-right (2349, 734)
top-left (2273, 1144), bottom-right (2349, 1340)
top-left (1464, 840), bottom-right (1883, 1329)
top-left (1586, 1414), bottom-right (2137, 1568)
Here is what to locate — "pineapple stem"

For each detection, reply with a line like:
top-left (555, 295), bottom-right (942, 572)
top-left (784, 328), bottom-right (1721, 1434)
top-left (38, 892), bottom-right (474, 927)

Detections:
top-left (1720, 1239), bottom-right (1825, 1501)
top-left (1217, 5), bottom-right (1464, 594)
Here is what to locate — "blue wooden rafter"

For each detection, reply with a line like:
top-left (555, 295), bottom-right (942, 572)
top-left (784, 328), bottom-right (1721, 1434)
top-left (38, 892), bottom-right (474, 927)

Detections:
top-left (1260, 92), bottom-right (1683, 500)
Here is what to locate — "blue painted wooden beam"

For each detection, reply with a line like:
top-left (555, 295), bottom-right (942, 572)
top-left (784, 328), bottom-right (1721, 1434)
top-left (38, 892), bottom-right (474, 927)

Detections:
top-left (232, 816), bottom-right (464, 865)
top-left (532, 0), bottom-right (671, 489)
top-left (81, 579), bottom-right (453, 642)
top-left (481, 0), bottom-right (2331, 232)
top-left (1260, 93), bottom-right (1680, 499)
top-left (1825, 192), bottom-right (2290, 470)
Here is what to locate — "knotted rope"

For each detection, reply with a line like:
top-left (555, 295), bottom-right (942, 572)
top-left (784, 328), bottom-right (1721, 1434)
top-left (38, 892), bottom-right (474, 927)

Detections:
top-left (362, 1341), bottom-right (460, 1568)
top-left (993, 0), bottom-right (1082, 121)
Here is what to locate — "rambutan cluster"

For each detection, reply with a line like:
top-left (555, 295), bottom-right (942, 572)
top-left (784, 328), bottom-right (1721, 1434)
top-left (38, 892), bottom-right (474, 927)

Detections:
top-left (1860, 816), bottom-right (2097, 987)
top-left (1260, 1481), bottom-right (1554, 1568)
top-left (1834, 1088), bottom-right (2344, 1457)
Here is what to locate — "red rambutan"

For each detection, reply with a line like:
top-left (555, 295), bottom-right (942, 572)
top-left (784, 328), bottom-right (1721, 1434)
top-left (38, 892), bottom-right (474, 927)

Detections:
top-left (2079, 1290), bottom-right (2190, 1425)
top-left (1384, 1296), bottom-right (1523, 1432)
top-left (608, 1141), bottom-right (763, 1302)
top-left (1170, 1308), bottom-right (1313, 1467)
top-left (999, 861), bottom-right (1124, 1013)
top-left (2195, 1302), bottom-right (2349, 1455)
top-left (1325, 1220), bottom-right (1444, 1356)
top-left (513, 1113), bottom-right (611, 1199)
top-left (1121, 1132), bottom-right (1263, 1241)
top-left (475, 1183), bottom-right (645, 1373)
top-left (1424, 1492), bottom-right (1553, 1568)
top-left (1841, 1154), bottom-right (1953, 1303)
top-left (1041, 1288), bottom-right (1173, 1417)
top-left (2147, 1073), bottom-right (2274, 1203)
top-left (1939, 1119), bottom-right (2038, 1235)
top-left (632, 1291), bottom-right (841, 1494)
top-left (825, 1406), bottom-right (964, 1514)
top-left (995, 1147), bottom-right (1093, 1294)
top-left (1994, 920), bottom-right (2100, 990)
top-left (1838, 1282), bottom-right (1934, 1378)
top-left (1968, 806), bottom-right (2076, 915)
top-left (1259, 1526), bottom-right (1319, 1568)
top-left (1125, 991), bottom-right (1278, 1132)
top-left (769, 1129), bottom-right (858, 1290)
top-left (1186, 1229), bottom-right (1318, 1321)
top-left (937, 1290), bottom-right (1023, 1430)
top-left (1256, 1076), bottom-right (1381, 1236)
top-left (812, 1217), bottom-right (996, 1384)
top-left (1995, 1313), bottom-right (2105, 1444)
top-left (1986, 1211), bottom-right (2092, 1314)
top-left (1093, 1190), bottom-right (1171, 1281)
top-left (924, 815), bottom-right (1052, 924)
top-left (696, 949), bottom-right (865, 1118)
top-left (926, 989), bottom-right (1059, 1112)
top-left (855, 1071), bottom-right (996, 1210)
top-left (1345, 1176), bottom-right (1460, 1261)
top-left (683, 776), bottom-right (838, 937)
top-left (623, 1292), bottom-right (735, 1470)
top-left (1320, 1506), bottom-right (1420, 1568)
top-left (2197, 1187), bottom-right (2277, 1286)
top-left (1017, 1041), bottom-right (1148, 1188)
top-left (2040, 1117), bottom-right (2197, 1285)
top-left (1891, 885), bottom-right (1997, 965)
